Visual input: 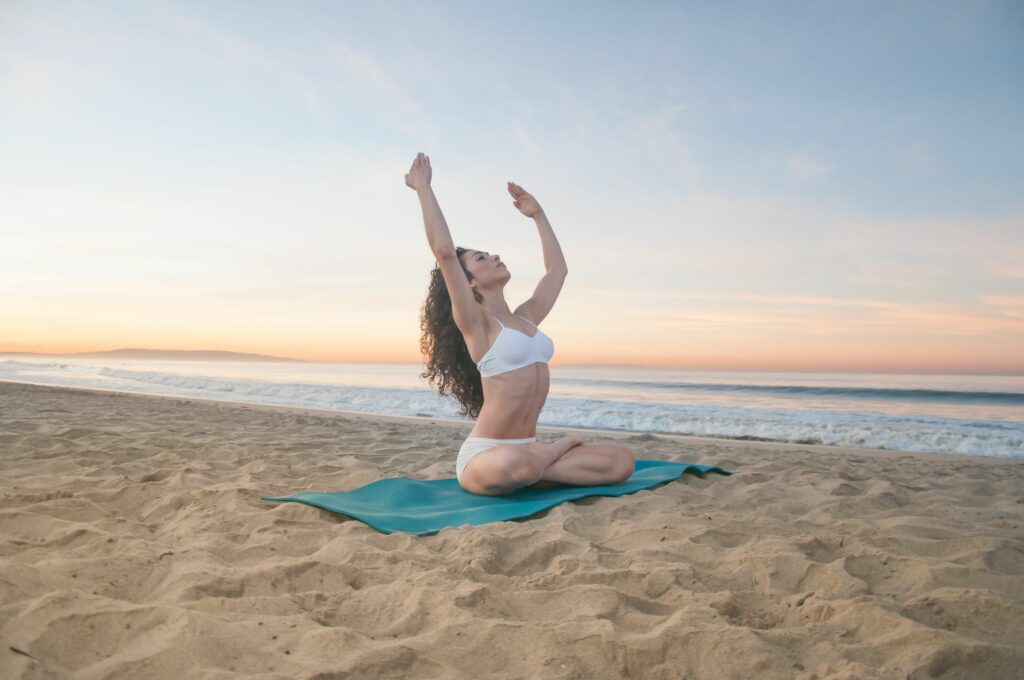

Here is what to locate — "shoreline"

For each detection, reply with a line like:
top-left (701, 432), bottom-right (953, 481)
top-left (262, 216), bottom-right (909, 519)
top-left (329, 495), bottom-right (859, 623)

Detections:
top-left (1, 378), bottom-right (1015, 467)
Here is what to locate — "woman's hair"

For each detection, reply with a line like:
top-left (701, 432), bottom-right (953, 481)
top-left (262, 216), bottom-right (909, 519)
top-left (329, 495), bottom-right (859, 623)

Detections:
top-left (419, 246), bottom-right (485, 419)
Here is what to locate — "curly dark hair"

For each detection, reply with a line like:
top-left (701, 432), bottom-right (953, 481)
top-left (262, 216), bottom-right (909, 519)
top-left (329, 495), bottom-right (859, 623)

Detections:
top-left (419, 246), bottom-right (486, 419)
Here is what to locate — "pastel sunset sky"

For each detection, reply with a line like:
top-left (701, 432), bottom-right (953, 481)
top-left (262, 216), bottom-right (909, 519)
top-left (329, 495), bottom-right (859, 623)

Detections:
top-left (2, 1), bottom-right (1022, 372)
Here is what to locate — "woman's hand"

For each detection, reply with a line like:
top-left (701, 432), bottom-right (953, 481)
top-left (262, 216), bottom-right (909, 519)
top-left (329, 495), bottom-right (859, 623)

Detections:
top-left (507, 181), bottom-right (543, 218)
top-left (405, 152), bottom-right (432, 191)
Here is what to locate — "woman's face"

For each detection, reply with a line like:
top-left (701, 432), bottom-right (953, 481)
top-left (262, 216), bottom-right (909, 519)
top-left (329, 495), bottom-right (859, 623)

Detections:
top-left (464, 249), bottom-right (508, 286)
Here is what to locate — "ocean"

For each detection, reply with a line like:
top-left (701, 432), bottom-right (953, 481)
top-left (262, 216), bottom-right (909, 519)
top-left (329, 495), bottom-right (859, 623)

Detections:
top-left (1, 358), bottom-right (1022, 459)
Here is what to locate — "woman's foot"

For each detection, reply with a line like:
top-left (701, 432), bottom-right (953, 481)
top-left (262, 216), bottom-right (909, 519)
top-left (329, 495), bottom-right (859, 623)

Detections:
top-left (528, 436), bottom-right (585, 468)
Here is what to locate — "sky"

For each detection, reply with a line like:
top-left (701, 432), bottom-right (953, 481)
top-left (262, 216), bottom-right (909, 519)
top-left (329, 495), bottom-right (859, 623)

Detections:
top-left (2, 0), bottom-right (1022, 373)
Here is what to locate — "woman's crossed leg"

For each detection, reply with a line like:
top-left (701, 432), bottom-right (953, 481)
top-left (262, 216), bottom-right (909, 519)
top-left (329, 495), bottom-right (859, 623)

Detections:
top-left (459, 436), bottom-right (635, 496)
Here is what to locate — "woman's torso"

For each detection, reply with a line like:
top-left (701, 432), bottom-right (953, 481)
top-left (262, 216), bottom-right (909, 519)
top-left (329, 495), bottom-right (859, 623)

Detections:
top-left (464, 313), bottom-right (551, 438)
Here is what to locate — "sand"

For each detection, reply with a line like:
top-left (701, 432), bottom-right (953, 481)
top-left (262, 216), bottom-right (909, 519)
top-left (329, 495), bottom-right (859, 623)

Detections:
top-left (1, 380), bottom-right (1022, 679)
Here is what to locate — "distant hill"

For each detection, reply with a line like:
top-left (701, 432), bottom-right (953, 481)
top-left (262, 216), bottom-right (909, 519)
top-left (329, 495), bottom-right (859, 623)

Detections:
top-left (559, 363), bottom-right (650, 369)
top-left (0, 348), bottom-right (306, 363)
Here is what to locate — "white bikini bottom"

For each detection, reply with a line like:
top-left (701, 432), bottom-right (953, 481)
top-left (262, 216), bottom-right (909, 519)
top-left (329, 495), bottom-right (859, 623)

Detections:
top-left (456, 436), bottom-right (536, 484)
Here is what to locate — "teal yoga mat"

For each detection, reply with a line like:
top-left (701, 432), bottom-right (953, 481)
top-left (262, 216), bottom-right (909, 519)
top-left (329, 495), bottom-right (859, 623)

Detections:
top-left (261, 459), bottom-right (732, 536)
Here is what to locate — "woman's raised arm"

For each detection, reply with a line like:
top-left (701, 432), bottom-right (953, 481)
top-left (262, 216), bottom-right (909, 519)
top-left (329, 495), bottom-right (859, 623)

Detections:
top-left (406, 153), bottom-right (456, 257)
top-left (508, 181), bottom-right (567, 273)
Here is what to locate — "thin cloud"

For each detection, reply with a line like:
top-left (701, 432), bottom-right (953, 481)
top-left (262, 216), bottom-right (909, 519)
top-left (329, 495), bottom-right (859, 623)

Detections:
top-left (323, 41), bottom-right (419, 115)
top-left (514, 125), bottom-right (541, 157)
top-left (160, 12), bottom-right (255, 64)
top-left (0, 6), bottom-right (123, 118)
top-left (984, 260), bottom-right (1024, 280)
top-left (980, 295), bottom-right (1024, 318)
top-left (573, 288), bottom-right (936, 310)
top-left (787, 151), bottom-right (833, 182)
top-left (576, 288), bottom-right (1024, 335)
top-left (159, 9), bottom-right (330, 123)
top-left (544, 87), bottom-right (704, 189)
top-left (315, 34), bottom-right (439, 143)
top-left (625, 303), bottom-right (1023, 337)
top-left (636, 101), bottom-right (692, 134)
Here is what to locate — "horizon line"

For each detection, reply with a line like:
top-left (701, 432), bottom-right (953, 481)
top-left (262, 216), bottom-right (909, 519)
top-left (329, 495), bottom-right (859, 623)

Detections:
top-left (1, 349), bottom-right (1022, 376)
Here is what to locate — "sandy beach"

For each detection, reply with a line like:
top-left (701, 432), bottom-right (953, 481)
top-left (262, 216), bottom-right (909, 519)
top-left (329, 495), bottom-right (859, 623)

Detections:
top-left (1, 380), bottom-right (1022, 679)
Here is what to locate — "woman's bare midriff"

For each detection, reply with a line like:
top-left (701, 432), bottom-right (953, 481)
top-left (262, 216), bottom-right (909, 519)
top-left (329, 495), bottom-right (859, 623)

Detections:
top-left (466, 314), bottom-right (550, 439)
top-left (469, 362), bottom-right (550, 439)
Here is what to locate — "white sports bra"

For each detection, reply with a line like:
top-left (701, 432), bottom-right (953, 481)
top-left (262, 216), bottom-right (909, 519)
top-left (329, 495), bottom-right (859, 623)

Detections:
top-left (476, 314), bottom-right (555, 378)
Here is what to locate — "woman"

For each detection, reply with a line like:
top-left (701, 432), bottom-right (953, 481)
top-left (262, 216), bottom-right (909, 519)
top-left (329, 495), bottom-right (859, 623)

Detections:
top-left (406, 152), bottom-right (635, 495)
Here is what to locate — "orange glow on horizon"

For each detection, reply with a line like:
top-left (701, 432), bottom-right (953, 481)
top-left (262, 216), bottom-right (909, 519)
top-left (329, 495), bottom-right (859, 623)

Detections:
top-left (2, 341), bottom-right (1022, 374)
